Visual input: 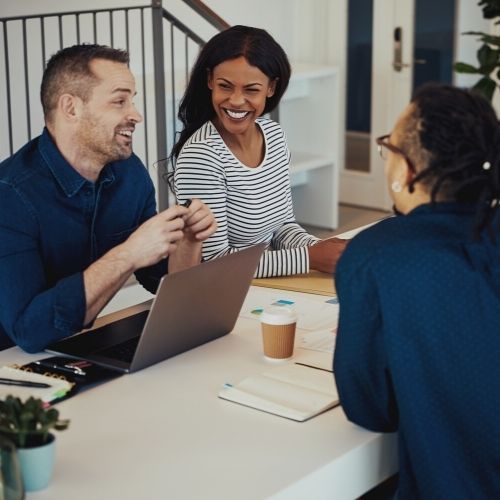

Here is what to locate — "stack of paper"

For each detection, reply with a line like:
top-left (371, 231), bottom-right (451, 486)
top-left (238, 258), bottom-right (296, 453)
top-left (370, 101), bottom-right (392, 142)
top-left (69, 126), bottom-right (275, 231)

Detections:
top-left (219, 363), bottom-right (339, 422)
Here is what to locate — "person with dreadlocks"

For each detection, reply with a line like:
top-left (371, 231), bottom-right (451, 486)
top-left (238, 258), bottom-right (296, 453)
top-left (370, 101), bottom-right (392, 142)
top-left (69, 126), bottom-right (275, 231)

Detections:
top-left (333, 84), bottom-right (500, 499)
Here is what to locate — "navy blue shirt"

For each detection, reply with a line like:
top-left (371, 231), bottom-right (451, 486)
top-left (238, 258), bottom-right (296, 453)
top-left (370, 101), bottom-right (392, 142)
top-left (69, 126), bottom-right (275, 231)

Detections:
top-left (333, 203), bottom-right (500, 499)
top-left (0, 128), bottom-right (166, 353)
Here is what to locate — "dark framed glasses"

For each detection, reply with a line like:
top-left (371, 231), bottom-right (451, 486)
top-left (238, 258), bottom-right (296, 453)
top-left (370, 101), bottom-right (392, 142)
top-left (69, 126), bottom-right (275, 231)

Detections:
top-left (376, 134), bottom-right (416, 173)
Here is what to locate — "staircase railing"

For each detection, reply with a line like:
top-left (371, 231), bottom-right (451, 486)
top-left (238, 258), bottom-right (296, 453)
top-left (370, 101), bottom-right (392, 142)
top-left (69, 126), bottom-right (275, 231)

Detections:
top-left (0, 0), bottom-right (229, 210)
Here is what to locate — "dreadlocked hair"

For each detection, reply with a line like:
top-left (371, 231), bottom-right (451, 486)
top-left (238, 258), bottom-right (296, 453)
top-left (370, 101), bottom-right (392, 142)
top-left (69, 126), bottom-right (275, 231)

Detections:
top-left (400, 84), bottom-right (500, 239)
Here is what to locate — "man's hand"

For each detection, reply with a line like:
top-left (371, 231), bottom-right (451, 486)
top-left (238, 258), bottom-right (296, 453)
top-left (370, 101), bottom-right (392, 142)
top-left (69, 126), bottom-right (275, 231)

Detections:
top-left (308, 238), bottom-right (349, 274)
top-left (120, 205), bottom-right (189, 270)
top-left (181, 198), bottom-right (217, 243)
top-left (82, 204), bottom-right (201, 325)
top-left (167, 199), bottom-right (217, 273)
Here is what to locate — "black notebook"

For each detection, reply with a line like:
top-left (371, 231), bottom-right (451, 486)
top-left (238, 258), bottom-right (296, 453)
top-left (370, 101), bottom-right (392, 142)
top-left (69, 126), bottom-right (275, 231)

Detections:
top-left (14, 356), bottom-right (122, 404)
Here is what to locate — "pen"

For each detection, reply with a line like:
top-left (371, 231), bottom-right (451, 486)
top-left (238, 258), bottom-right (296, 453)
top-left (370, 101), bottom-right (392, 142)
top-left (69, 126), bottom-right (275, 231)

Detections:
top-left (35, 361), bottom-right (86, 377)
top-left (182, 199), bottom-right (192, 208)
top-left (0, 377), bottom-right (51, 389)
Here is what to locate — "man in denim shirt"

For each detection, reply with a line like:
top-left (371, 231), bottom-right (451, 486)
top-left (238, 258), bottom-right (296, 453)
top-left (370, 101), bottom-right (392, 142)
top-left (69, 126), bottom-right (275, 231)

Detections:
top-left (0, 44), bottom-right (217, 353)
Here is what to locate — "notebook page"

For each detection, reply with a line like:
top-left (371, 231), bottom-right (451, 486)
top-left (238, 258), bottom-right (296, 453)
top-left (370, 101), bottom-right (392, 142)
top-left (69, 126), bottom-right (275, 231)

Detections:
top-left (0, 366), bottom-right (73, 403)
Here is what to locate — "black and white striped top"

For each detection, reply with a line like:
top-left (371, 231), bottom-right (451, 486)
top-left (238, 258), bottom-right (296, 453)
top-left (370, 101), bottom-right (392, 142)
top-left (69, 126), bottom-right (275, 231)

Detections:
top-left (173, 118), bottom-right (319, 278)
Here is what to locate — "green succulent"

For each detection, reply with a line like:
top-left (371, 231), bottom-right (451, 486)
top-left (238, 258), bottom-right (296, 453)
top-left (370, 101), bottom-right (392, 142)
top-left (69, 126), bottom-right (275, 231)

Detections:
top-left (0, 396), bottom-right (70, 448)
top-left (454, 0), bottom-right (500, 101)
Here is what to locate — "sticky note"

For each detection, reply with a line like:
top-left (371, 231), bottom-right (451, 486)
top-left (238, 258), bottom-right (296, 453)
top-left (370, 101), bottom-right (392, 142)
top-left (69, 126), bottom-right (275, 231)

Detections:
top-left (272, 299), bottom-right (295, 306)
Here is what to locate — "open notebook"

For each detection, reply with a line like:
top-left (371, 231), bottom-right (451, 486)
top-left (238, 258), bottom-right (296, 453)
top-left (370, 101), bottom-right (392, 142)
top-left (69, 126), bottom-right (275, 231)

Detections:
top-left (0, 366), bottom-right (74, 404)
top-left (219, 363), bottom-right (339, 422)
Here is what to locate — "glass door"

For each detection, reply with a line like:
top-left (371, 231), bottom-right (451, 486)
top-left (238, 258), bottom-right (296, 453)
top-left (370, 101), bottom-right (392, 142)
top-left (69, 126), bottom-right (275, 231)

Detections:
top-left (340, 0), bottom-right (457, 210)
top-left (345, 0), bottom-right (373, 175)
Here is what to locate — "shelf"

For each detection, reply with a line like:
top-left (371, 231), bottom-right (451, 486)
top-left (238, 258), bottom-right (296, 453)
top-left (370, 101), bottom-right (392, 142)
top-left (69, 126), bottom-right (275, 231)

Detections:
top-left (282, 63), bottom-right (339, 101)
top-left (280, 62), bottom-right (340, 229)
top-left (289, 151), bottom-right (334, 174)
top-left (289, 62), bottom-right (339, 81)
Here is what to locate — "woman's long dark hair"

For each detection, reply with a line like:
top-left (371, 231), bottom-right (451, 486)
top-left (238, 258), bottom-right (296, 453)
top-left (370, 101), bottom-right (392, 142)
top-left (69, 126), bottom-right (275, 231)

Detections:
top-left (401, 84), bottom-right (500, 237)
top-left (169, 25), bottom-right (291, 163)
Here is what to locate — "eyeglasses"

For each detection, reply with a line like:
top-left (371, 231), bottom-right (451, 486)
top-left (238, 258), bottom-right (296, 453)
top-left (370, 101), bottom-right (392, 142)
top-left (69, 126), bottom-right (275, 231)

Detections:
top-left (376, 134), bottom-right (416, 173)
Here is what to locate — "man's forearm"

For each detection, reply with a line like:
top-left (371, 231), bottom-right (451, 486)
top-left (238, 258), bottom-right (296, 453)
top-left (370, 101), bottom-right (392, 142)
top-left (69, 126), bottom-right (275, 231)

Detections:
top-left (83, 244), bottom-right (135, 325)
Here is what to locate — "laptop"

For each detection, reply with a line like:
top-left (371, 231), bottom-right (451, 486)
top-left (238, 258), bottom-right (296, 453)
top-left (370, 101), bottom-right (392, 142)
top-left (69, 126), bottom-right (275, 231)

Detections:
top-left (46, 243), bottom-right (265, 373)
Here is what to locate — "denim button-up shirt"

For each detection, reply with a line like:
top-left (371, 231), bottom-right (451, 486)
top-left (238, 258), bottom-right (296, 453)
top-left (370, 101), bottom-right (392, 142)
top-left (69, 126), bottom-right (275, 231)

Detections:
top-left (0, 128), bottom-right (166, 353)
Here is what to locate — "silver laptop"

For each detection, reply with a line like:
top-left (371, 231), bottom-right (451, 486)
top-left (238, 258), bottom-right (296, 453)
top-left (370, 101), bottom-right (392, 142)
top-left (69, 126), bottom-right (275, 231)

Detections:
top-left (46, 244), bottom-right (265, 373)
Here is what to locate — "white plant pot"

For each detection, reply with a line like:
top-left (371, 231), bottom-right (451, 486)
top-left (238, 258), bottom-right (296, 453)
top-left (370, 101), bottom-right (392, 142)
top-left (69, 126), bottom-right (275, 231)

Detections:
top-left (17, 434), bottom-right (55, 492)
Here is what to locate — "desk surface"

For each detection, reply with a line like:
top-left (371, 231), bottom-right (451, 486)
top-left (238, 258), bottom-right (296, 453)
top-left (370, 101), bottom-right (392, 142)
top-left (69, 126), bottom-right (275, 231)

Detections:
top-left (249, 221), bottom-right (386, 298)
top-left (252, 270), bottom-right (336, 297)
top-left (6, 286), bottom-right (396, 500)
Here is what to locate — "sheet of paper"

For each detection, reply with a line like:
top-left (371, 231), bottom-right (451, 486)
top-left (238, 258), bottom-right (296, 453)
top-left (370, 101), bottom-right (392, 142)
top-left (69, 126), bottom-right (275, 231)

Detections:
top-left (333, 219), bottom-right (388, 239)
top-left (241, 287), bottom-right (338, 331)
top-left (294, 351), bottom-right (334, 373)
top-left (298, 328), bottom-right (337, 353)
top-left (294, 326), bottom-right (337, 372)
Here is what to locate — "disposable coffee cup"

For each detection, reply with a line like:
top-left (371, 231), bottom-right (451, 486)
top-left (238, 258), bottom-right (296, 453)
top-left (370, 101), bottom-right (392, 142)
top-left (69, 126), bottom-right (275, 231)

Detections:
top-left (260, 306), bottom-right (297, 360)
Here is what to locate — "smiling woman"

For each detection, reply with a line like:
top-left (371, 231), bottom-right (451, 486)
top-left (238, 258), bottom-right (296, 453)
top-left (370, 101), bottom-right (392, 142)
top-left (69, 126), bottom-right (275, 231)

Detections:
top-left (170, 25), bottom-right (348, 278)
top-left (207, 56), bottom-right (276, 167)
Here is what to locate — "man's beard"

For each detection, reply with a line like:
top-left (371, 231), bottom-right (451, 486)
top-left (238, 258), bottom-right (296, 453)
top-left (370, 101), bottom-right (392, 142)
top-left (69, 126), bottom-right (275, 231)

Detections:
top-left (77, 113), bottom-right (132, 165)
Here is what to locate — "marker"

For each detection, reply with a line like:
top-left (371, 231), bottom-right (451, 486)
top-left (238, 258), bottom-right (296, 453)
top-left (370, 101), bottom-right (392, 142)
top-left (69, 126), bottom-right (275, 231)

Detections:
top-left (182, 199), bottom-right (192, 208)
top-left (0, 377), bottom-right (51, 389)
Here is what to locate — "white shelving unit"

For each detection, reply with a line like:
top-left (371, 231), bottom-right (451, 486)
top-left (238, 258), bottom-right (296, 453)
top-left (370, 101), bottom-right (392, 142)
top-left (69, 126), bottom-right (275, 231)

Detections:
top-left (279, 63), bottom-right (341, 230)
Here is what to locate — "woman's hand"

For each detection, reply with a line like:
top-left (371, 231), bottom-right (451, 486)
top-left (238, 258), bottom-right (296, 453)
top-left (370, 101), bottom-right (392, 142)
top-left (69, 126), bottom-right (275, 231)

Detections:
top-left (308, 238), bottom-right (349, 274)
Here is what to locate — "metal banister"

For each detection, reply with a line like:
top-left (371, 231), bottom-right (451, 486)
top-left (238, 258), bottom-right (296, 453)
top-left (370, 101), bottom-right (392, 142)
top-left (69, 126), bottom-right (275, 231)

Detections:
top-left (181, 0), bottom-right (230, 31)
top-left (0, 0), bottom-right (228, 210)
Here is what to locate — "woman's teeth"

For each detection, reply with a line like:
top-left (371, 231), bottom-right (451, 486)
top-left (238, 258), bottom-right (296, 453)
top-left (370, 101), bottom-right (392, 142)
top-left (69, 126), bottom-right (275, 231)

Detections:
top-left (225, 110), bottom-right (249, 119)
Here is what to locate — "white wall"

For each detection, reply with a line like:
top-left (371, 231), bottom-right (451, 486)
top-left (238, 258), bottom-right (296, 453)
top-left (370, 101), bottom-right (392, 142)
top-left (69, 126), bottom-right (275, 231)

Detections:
top-left (203, 0), bottom-right (298, 56)
top-left (1, 0), bottom-right (498, 163)
top-left (0, 0), bottom-right (297, 56)
top-left (0, 1), bottom-right (159, 163)
top-left (1, 0), bottom-right (496, 101)
top-left (0, 0), bottom-right (306, 163)
top-left (455, 0), bottom-right (491, 88)
top-left (0, 0), bottom-right (157, 17)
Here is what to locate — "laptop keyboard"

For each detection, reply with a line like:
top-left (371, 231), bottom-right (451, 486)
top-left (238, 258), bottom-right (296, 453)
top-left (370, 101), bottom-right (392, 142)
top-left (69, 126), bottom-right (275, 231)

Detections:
top-left (96, 336), bottom-right (140, 363)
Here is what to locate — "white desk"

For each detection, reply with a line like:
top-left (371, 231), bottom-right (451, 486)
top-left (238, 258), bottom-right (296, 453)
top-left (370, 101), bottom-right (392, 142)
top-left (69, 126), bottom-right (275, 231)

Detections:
top-left (2, 286), bottom-right (397, 500)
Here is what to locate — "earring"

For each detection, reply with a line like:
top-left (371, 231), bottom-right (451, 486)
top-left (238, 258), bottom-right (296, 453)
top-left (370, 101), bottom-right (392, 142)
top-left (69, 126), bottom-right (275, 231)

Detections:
top-left (391, 181), bottom-right (403, 193)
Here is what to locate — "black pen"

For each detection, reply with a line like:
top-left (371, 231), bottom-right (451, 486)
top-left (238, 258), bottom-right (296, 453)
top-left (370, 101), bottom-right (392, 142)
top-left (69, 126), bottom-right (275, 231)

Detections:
top-left (182, 199), bottom-right (192, 208)
top-left (0, 377), bottom-right (51, 389)
top-left (35, 360), bottom-right (86, 377)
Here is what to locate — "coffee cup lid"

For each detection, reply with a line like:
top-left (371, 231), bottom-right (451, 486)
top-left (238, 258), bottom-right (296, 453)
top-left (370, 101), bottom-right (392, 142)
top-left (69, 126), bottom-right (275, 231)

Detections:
top-left (260, 305), bottom-right (297, 325)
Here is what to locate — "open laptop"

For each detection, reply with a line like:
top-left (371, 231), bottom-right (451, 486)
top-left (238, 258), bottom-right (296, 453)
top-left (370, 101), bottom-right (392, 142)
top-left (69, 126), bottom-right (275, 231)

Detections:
top-left (46, 243), bottom-right (265, 373)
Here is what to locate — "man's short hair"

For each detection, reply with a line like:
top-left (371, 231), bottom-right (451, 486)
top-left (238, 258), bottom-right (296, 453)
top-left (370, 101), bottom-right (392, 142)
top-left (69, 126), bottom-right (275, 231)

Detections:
top-left (40, 44), bottom-right (129, 124)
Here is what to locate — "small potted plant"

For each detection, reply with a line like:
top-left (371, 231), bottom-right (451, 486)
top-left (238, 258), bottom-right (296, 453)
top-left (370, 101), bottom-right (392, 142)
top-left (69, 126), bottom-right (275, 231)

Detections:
top-left (0, 396), bottom-right (70, 492)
